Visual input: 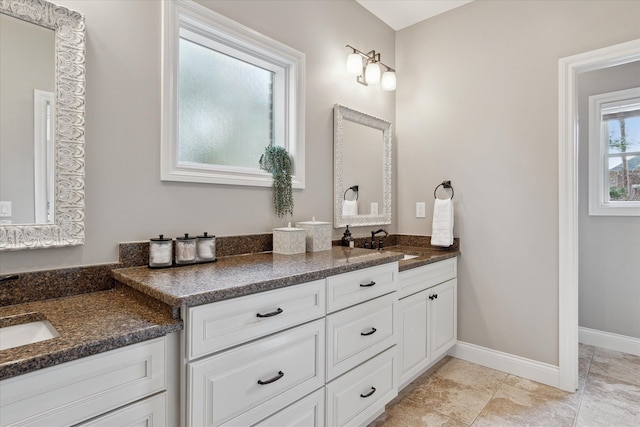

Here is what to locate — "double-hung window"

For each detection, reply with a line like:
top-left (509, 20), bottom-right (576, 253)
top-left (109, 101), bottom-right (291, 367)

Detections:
top-left (588, 87), bottom-right (640, 216)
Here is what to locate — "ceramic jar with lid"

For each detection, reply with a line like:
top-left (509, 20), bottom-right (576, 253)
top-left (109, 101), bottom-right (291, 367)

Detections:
top-left (272, 223), bottom-right (306, 255)
top-left (295, 217), bottom-right (332, 252)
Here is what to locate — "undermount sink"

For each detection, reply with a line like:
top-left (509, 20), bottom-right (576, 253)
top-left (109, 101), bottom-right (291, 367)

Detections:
top-left (402, 254), bottom-right (419, 260)
top-left (0, 315), bottom-right (59, 351)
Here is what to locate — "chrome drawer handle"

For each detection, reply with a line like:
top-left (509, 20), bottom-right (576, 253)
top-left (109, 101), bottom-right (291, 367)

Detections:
top-left (257, 371), bottom-right (284, 385)
top-left (361, 327), bottom-right (377, 336)
top-left (360, 387), bottom-right (376, 398)
top-left (359, 281), bottom-right (376, 287)
top-left (256, 308), bottom-right (283, 318)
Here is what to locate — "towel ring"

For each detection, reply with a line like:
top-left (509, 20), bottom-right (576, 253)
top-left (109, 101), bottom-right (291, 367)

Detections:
top-left (344, 185), bottom-right (359, 201)
top-left (434, 181), bottom-right (454, 200)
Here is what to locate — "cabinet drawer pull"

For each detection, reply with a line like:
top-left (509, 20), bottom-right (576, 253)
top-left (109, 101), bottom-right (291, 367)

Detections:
top-left (360, 387), bottom-right (376, 398)
top-left (257, 370), bottom-right (284, 385)
top-left (256, 308), bottom-right (283, 318)
top-left (359, 281), bottom-right (376, 287)
top-left (360, 327), bottom-right (377, 336)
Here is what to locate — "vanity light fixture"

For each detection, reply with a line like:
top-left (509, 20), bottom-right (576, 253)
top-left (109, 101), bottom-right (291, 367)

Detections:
top-left (345, 45), bottom-right (396, 91)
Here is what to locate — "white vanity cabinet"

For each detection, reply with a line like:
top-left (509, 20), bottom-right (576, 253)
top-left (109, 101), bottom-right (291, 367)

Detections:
top-left (182, 262), bottom-right (399, 427)
top-left (0, 335), bottom-right (176, 427)
top-left (398, 258), bottom-right (457, 388)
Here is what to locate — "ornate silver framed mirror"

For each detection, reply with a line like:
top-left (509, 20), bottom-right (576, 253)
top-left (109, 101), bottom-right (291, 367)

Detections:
top-left (0, 0), bottom-right (86, 250)
top-left (334, 104), bottom-right (392, 228)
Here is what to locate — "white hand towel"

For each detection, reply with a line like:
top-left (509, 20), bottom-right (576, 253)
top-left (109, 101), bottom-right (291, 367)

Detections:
top-left (431, 198), bottom-right (454, 247)
top-left (342, 200), bottom-right (358, 216)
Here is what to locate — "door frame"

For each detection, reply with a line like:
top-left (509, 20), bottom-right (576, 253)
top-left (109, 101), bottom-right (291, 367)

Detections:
top-left (557, 38), bottom-right (640, 392)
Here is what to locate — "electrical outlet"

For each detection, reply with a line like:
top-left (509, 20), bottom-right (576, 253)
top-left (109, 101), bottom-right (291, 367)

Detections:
top-left (416, 202), bottom-right (426, 218)
top-left (370, 202), bottom-right (379, 215)
top-left (0, 201), bottom-right (11, 218)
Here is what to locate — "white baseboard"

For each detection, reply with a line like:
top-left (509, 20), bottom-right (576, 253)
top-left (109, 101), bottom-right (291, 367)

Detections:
top-left (448, 341), bottom-right (559, 388)
top-left (579, 327), bottom-right (640, 356)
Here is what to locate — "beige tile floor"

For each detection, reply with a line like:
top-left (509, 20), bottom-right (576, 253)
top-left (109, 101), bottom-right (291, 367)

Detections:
top-left (369, 344), bottom-right (640, 426)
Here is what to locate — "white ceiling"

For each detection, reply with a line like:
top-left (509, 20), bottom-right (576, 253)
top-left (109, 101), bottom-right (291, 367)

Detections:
top-left (356, 0), bottom-right (473, 31)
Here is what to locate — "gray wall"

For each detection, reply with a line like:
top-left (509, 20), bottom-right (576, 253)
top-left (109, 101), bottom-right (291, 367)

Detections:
top-left (396, 0), bottom-right (640, 365)
top-left (0, 0), bottom-right (395, 273)
top-left (577, 62), bottom-right (640, 340)
top-left (0, 14), bottom-right (54, 224)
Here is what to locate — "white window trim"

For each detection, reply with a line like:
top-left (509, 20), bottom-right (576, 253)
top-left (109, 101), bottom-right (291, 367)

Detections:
top-left (588, 87), bottom-right (640, 216)
top-left (161, 0), bottom-right (305, 188)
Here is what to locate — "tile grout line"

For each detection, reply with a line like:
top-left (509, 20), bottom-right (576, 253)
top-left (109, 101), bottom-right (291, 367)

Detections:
top-left (467, 373), bottom-right (510, 426)
top-left (572, 347), bottom-right (595, 427)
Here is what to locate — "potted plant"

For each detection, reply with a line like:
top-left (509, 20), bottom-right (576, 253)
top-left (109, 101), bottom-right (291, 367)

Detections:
top-left (259, 145), bottom-right (294, 219)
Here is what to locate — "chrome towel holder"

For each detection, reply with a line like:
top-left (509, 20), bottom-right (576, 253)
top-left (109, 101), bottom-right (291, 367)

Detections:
top-left (434, 181), bottom-right (454, 199)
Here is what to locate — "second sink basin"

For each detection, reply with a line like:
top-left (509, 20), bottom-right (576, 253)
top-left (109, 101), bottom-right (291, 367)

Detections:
top-left (0, 315), bottom-right (59, 351)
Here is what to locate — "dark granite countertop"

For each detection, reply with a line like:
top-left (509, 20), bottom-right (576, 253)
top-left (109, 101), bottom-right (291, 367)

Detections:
top-left (0, 287), bottom-right (183, 380)
top-left (390, 245), bottom-right (461, 272)
top-left (113, 247), bottom-right (405, 308)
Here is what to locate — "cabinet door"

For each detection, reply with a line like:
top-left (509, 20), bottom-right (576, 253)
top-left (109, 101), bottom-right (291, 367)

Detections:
top-left (430, 278), bottom-right (457, 362)
top-left (326, 293), bottom-right (396, 380)
top-left (253, 388), bottom-right (324, 427)
top-left (188, 319), bottom-right (324, 427)
top-left (0, 338), bottom-right (166, 427)
top-left (398, 289), bottom-right (429, 387)
top-left (325, 347), bottom-right (397, 427)
top-left (76, 392), bottom-right (166, 427)
top-left (187, 279), bottom-right (325, 359)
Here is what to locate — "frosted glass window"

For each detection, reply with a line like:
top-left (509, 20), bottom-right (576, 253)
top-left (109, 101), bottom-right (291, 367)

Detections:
top-left (178, 38), bottom-right (274, 169)
top-left (161, 1), bottom-right (305, 188)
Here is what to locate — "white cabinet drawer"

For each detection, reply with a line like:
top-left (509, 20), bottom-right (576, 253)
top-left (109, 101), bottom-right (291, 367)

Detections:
top-left (326, 263), bottom-right (398, 313)
top-left (398, 257), bottom-right (456, 299)
top-left (0, 338), bottom-right (166, 427)
top-left (326, 347), bottom-right (397, 427)
top-left (187, 279), bottom-right (325, 359)
top-left (77, 392), bottom-right (166, 427)
top-left (253, 388), bottom-right (324, 427)
top-left (188, 319), bottom-right (325, 427)
top-left (326, 293), bottom-right (396, 380)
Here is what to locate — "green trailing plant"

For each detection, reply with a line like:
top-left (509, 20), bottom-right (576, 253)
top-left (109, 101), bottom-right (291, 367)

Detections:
top-left (259, 145), bottom-right (294, 219)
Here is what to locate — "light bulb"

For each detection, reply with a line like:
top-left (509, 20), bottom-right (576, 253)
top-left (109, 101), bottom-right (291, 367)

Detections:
top-left (381, 71), bottom-right (396, 91)
top-left (346, 53), bottom-right (362, 76)
top-left (365, 62), bottom-right (381, 85)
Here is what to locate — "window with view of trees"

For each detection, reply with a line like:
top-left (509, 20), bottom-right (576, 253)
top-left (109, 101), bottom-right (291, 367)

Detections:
top-left (589, 87), bottom-right (640, 216)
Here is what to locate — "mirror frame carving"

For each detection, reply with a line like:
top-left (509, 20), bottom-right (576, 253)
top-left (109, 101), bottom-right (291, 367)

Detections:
top-left (334, 104), bottom-right (392, 228)
top-left (0, 0), bottom-right (86, 250)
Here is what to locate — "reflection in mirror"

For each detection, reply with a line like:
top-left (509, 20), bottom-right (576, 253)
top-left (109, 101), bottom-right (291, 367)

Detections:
top-left (342, 121), bottom-right (383, 215)
top-left (334, 104), bottom-right (392, 228)
top-left (0, 13), bottom-right (55, 224)
top-left (0, 0), bottom-right (86, 250)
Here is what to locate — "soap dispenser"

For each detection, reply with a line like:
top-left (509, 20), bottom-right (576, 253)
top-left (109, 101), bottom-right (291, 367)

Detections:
top-left (341, 225), bottom-right (354, 248)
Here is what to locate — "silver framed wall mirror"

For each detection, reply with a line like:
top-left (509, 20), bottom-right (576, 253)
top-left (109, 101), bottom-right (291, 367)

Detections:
top-left (0, 0), bottom-right (86, 250)
top-left (334, 104), bottom-right (392, 228)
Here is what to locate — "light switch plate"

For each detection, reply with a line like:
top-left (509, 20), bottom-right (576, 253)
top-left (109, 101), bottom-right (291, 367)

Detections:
top-left (0, 201), bottom-right (11, 218)
top-left (370, 202), bottom-right (379, 215)
top-left (416, 202), bottom-right (426, 218)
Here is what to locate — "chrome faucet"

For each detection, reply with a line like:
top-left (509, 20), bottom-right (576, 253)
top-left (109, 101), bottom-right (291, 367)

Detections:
top-left (370, 229), bottom-right (388, 250)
